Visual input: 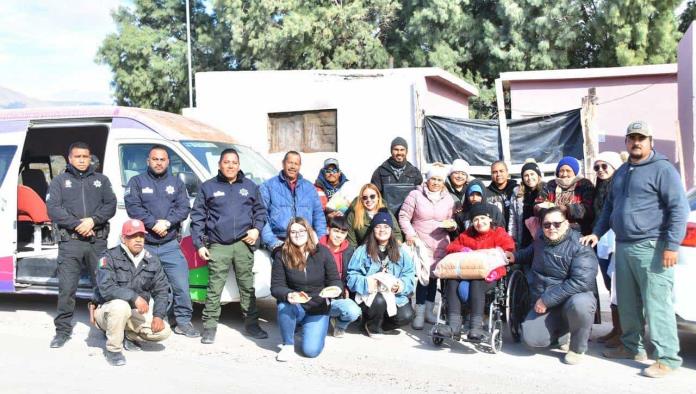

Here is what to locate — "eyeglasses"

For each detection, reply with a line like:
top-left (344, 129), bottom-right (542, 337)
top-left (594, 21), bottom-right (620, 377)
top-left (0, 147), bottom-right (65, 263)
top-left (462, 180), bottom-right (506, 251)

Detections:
top-left (362, 194), bottom-right (377, 201)
top-left (325, 168), bottom-right (339, 174)
top-left (542, 221), bottom-right (565, 230)
top-left (593, 163), bottom-right (609, 171)
top-left (289, 229), bottom-right (308, 236)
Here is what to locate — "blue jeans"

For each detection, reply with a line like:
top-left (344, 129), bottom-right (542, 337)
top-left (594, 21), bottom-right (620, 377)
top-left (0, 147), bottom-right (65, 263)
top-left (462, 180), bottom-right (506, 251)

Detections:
top-left (277, 302), bottom-right (329, 358)
top-left (329, 299), bottom-right (361, 330)
top-left (146, 240), bottom-right (193, 326)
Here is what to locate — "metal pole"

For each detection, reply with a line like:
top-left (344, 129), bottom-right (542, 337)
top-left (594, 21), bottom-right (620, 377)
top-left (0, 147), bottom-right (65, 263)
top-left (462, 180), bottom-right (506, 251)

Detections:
top-left (185, 0), bottom-right (194, 108)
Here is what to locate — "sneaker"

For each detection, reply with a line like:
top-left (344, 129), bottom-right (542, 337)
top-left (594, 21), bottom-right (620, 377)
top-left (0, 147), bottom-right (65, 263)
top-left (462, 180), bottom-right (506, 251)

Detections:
top-left (276, 344), bottom-right (296, 362)
top-left (563, 351), bottom-right (584, 365)
top-left (641, 362), bottom-right (674, 378)
top-left (244, 323), bottom-right (269, 339)
top-left (105, 351), bottom-right (126, 366)
top-left (174, 322), bottom-right (201, 338)
top-left (50, 334), bottom-right (70, 348)
top-left (200, 327), bottom-right (217, 344)
top-left (123, 337), bottom-right (142, 352)
top-left (603, 345), bottom-right (648, 361)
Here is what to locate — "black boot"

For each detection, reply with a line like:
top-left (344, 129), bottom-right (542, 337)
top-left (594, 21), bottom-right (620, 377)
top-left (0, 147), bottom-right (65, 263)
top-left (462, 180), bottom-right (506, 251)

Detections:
top-left (244, 320), bottom-right (268, 339)
top-left (201, 327), bottom-right (217, 344)
top-left (468, 315), bottom-right (485, 341)
top-left (448, 314), bottom-right (463, 341)
top-left (50, 333), bottom-right (70, 348)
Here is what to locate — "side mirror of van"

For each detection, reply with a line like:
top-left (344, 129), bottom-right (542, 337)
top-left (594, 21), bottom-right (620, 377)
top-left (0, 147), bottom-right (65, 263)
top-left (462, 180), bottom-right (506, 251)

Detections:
top-left (178, 172), bottom-right (201, 197)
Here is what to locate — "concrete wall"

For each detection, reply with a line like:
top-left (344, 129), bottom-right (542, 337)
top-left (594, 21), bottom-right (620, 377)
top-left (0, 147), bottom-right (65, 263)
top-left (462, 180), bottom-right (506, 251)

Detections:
top-left (189, 69), bottom-right (472, 186)
top-left (679, 24), bottom-right (696, 189)
top-left (509, 74), bottom-right (679, 163)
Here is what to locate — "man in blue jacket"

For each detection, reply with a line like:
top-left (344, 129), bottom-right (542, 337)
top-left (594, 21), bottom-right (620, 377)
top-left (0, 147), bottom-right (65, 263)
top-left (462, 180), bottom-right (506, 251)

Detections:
top-left (261, 151), bottom-right (326, 250)
top-left (582, 121), bottom-right (689, 378)
top-left (191, 148), bottom-right (267, 344)
top-left (124, 145), bottom-right (198, 338)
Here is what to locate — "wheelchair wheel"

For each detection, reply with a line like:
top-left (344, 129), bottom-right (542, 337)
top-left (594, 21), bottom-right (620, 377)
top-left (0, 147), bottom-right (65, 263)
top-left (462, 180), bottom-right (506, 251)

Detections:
top-left (506, 269), bottom-right (530, 343)
top-left (489, 329), bottom-right (502, 354)
top-left (432, 336), bottom-right (444, 346)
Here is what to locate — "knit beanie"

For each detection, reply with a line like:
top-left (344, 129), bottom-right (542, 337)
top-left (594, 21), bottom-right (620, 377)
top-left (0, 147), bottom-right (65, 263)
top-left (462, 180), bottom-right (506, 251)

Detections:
top-left (391, 137), bottom-right (408, 150)
top-left (595, 151), bottom-right (623, 171)
top-left (556, 156), bottom-right (580, 176)
top-left (371, 208), bottom-right (393, 228)
top-left (449, 159), bottom-right (471, 175)
top-left (521, 161), bottom-right (542, 178)
top-left (469, 203), bottom-right (494, 221)
top-left (427, 164), bottom-right (449, 180)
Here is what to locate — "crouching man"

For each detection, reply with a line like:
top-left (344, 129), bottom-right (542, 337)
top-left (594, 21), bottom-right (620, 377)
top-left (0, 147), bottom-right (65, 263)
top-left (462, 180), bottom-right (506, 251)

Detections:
top-left (93, 219), bottom-right (171, 366)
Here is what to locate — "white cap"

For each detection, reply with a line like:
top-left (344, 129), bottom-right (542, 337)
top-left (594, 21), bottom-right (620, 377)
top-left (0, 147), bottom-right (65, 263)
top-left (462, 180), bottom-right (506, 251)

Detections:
top-left (449, 159), bottom-right (470, 175)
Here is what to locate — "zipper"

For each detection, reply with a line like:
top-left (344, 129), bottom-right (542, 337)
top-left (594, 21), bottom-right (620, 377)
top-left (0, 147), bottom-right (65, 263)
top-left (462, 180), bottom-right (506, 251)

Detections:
top-left (81, 175), bottom-right (87, 217)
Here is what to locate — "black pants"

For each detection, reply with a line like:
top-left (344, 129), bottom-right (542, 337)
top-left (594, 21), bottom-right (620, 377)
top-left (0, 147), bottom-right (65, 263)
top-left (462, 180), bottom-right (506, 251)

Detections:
top-left (360, 293), bottom-right (414, 332)
top-left (55, 239), bottom-right (106, 335)
top-left (445, 279), bottom-right (494, 320)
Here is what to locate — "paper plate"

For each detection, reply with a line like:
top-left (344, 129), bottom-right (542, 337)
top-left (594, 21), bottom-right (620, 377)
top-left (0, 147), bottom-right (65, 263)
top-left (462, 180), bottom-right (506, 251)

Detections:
top-left (319, 286), bottom-right (342, 299)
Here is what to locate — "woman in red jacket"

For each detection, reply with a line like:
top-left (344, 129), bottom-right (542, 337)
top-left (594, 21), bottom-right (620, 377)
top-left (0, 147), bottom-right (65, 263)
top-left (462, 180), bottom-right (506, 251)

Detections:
top-left (445, 203), bottom-right (515, 340)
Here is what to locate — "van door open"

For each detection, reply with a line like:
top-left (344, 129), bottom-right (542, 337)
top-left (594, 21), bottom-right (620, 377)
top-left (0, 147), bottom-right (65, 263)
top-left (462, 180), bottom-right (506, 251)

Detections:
top-left (0, 120), bottom-right (28, 292)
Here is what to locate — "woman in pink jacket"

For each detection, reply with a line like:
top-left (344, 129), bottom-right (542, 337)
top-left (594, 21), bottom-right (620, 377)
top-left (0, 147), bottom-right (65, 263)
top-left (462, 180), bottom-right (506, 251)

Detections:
top-left (398, 163), bottom-right (455, 330)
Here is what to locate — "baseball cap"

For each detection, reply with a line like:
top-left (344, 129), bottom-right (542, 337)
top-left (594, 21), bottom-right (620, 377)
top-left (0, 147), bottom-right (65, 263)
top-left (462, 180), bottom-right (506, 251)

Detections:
top-left (625, 121), bottom-right (652, 137)
top-left (122, 219), bottom-right (146, 236)
top-left (323, 158), bottom-right (339, 169)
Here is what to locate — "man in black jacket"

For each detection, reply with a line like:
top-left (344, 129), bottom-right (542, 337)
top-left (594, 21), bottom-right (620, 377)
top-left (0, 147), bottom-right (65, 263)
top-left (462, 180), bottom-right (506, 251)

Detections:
top-left (46, 141), bottom-right (116, 348)
top-left (190, 148), bottom-right (267, 344)
top-left (125, 145), bottom-right (198, 338)
top-left (93, 219), bottom-right (171, 366)
top-left (510, 207), bottom-right (597, 365)
top-left (487, 160), bottom-right (517, 231)
top-left (370, 137), bottom-right (423, 214)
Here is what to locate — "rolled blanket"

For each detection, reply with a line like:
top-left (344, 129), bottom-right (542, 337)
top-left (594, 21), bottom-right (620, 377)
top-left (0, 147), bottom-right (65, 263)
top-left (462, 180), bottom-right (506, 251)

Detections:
top-left (434, 248), bottom-right (508, 280)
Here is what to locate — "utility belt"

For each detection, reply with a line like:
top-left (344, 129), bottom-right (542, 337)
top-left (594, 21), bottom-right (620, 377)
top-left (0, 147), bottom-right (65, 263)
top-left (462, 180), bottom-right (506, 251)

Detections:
top-left (58, 223), bottom-right (109, 242)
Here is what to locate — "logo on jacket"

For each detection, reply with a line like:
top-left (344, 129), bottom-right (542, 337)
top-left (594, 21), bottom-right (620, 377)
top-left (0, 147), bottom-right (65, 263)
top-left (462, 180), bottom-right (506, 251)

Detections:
top-left (165, 185), bottom-right (175, 195)
top-left (64, 180), bottom-right (72, 188)
top-left (93, 180), bottom-right (102, 188)
top-left (213, 191), bottom-right (225, 197)
top-left (239, 188), bottom-right (248, 197)
top-left (98, 257), bottom-right (107, 269)
top-left (142, 187), bottom-right (154, 194)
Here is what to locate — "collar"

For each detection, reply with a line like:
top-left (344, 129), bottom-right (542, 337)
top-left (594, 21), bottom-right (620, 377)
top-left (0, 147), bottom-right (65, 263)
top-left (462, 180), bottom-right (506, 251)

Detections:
top-left (147, 167), bottom-right (169, 179)
top-left (216, 170), bottom-right (245, 184)
top-left (120, 244), bottom-right (146, 268)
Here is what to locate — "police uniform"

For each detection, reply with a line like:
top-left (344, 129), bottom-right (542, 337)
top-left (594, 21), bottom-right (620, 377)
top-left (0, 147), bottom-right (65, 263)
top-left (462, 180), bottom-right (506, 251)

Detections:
top-left (46, 163), bottom-right (116, 338)
top-left (190, 170), bottom-right (266, 334)
top-left (124, 167), bottom-right (192, 328)
top-left (94, 238), bottom-right (172, 353)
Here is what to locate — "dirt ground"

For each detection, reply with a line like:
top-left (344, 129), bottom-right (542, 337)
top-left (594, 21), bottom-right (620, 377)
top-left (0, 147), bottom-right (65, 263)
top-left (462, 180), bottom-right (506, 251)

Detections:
top-left (0, 294), bottom-right (694, 394)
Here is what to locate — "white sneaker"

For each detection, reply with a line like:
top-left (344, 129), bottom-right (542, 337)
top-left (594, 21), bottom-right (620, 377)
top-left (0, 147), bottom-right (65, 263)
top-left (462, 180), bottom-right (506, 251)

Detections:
top-left (276, 344), bottom-right (295, 362)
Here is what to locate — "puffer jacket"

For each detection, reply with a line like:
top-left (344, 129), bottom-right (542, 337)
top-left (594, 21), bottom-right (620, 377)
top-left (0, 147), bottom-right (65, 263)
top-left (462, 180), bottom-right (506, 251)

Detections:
top-left (514, 229), bottom-right (598, 309)
top-left (447, 226), bottom-right (515, 254)
top-left (398, 185), bottom-right (455, 261)
top-left (260, 171), bottom-right (327, 248)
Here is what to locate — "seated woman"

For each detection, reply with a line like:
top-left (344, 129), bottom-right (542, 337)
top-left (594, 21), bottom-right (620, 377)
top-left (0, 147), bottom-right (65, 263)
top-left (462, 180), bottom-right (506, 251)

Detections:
top-left (346, 183), bottom-right (403, 247)
top-left (510, 207), bottom-right (598, 365)
top-left (271, 218), bottom-right (343, 361)
top-left (347, 210), bottom-right (415, 337)
top-left (446, 203), bottom-right (515, 340)
top-left (453, 179), bottom-right (505, 237)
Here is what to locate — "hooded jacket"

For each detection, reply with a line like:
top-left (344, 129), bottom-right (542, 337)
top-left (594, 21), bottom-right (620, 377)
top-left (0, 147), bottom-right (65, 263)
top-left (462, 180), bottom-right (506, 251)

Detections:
top-left (318, 235), bottom-right (355, 286)
top-left (190, 170), bottom-right (266, 249)
top-left (453, 179), bottom-right (505, 236)
top-left (398, 185), bottom-right (455, 261)
top-left (593, 151), bottom-right (689, 251)
top-left (125, 167), bottom-right (191, 245)
top-left (445, 177), bottom-right (467, 210)
top-left (260, 171), bottom-right (327, 249)
top-left (487, 179), bottom-right (518, 231)
top-left (515, 229), bottom-right (598, 308)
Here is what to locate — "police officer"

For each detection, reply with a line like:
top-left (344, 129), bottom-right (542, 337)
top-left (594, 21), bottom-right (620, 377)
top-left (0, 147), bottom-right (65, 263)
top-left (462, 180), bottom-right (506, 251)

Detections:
top-left (93, 219), bottom-right (172, 366)
top-left (191, 148), bottom-right (267, 344)
top-left (47, 141), bottom-right (116, 348)
top-left (124, 145), bottom-right (199, 338)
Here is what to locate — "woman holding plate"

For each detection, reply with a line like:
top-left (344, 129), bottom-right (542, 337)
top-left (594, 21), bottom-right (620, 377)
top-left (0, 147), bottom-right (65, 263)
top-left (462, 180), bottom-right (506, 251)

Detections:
top-left (271, 217), bottom-right (343, 362)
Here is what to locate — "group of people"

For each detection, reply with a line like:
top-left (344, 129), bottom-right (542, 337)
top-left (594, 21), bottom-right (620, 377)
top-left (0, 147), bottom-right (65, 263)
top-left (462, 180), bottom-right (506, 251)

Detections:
top-left (45, 121), bottom-right (687, 378)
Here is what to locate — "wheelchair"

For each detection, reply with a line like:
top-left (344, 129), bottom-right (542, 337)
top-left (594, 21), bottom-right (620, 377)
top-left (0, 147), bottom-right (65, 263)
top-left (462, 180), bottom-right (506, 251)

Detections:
top-left (429, 266), bottom-right (530, 353)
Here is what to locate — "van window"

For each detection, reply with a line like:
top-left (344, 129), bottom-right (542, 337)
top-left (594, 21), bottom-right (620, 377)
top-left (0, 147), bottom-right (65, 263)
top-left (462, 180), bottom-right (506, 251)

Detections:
top-left (118, 144), bottom-right (199, 195)
top-left (181, 141), bottom-right (276, 185)
top-left (0, 145), bottom-right (17, 187)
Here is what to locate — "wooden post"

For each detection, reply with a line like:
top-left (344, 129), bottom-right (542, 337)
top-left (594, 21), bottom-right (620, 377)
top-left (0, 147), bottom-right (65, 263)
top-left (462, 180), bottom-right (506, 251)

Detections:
top-left (495, 78), bottom-right (511, 165)
top-left (580, 88), bottom-right (598, 182)
top-left (412, 84), bottom-right (426, 170)
top-left (676, 120), bottom-right (687, 188)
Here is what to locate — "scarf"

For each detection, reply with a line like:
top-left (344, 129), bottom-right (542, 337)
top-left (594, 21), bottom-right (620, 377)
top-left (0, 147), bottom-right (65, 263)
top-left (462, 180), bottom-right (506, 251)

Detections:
top-left (315, 170), bottom-right (347, 200)
top-left (121, 244), bottom-right (146, 268)
top-left (555, 176), bottom-right (581, 207)
top-left (388, 157), bottom-right (406, 180)
top-left (543, 227), bottom-right (570, 246)
top-left (425, 187), bottom-right (443, 203)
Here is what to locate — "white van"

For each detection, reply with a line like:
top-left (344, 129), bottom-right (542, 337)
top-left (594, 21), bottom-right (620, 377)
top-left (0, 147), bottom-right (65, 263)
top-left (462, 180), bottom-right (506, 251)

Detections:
top-left (0, 106), bottom-right (277, 303)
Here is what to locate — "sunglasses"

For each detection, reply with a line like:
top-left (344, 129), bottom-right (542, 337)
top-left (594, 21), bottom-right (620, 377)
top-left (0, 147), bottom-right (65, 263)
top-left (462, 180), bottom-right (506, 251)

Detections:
top-left (325, 168), bottom-right (340, 174)
top-left (542, 221), bottom-right (565, 230)
top-left (593, 163), bottom-right (609, 171)
top-left (362, 194), bottom-right (377, 201)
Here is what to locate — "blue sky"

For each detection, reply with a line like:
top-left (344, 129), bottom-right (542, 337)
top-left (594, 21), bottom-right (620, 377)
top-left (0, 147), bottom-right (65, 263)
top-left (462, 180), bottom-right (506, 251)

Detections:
top-left (0, 1), bottom-right (123, 103)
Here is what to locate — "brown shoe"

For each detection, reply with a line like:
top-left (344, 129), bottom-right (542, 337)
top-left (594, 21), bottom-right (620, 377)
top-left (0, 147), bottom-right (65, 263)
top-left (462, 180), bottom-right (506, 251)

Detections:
top-left (641, 362), bottom-right (674, 378)
top-left (597, 330), bottom-right (617, 343)
top-left (603, 345), bottom-right (648, 361)
top-left (605, 333), bottom-right (622, 348)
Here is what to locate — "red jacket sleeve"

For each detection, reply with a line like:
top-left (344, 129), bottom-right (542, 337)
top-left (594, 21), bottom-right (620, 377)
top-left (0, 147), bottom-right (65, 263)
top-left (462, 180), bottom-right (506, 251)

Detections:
top-left (494, 227), bottom-right (516, 252)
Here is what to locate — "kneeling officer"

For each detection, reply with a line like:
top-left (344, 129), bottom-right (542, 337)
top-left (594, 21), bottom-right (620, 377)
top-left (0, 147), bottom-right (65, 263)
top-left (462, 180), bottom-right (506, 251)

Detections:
top-left (93, 219), bottom-right (171, 366)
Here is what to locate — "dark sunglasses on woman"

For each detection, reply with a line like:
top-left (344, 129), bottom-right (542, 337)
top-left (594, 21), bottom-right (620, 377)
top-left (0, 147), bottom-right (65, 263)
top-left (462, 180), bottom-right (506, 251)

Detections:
top-left (361, 194), bottom-right (377, 201)
top-left (593, 163), bottom-right (609, 171)
top-left (542, 221), bottom-right (565, 230)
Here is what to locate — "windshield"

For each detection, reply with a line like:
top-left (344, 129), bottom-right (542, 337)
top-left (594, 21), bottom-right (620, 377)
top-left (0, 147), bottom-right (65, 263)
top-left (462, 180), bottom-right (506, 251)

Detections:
top-left (0, 145), bottom-right (17, 187)
top-left (181, 141), bottom-right (277, 185)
